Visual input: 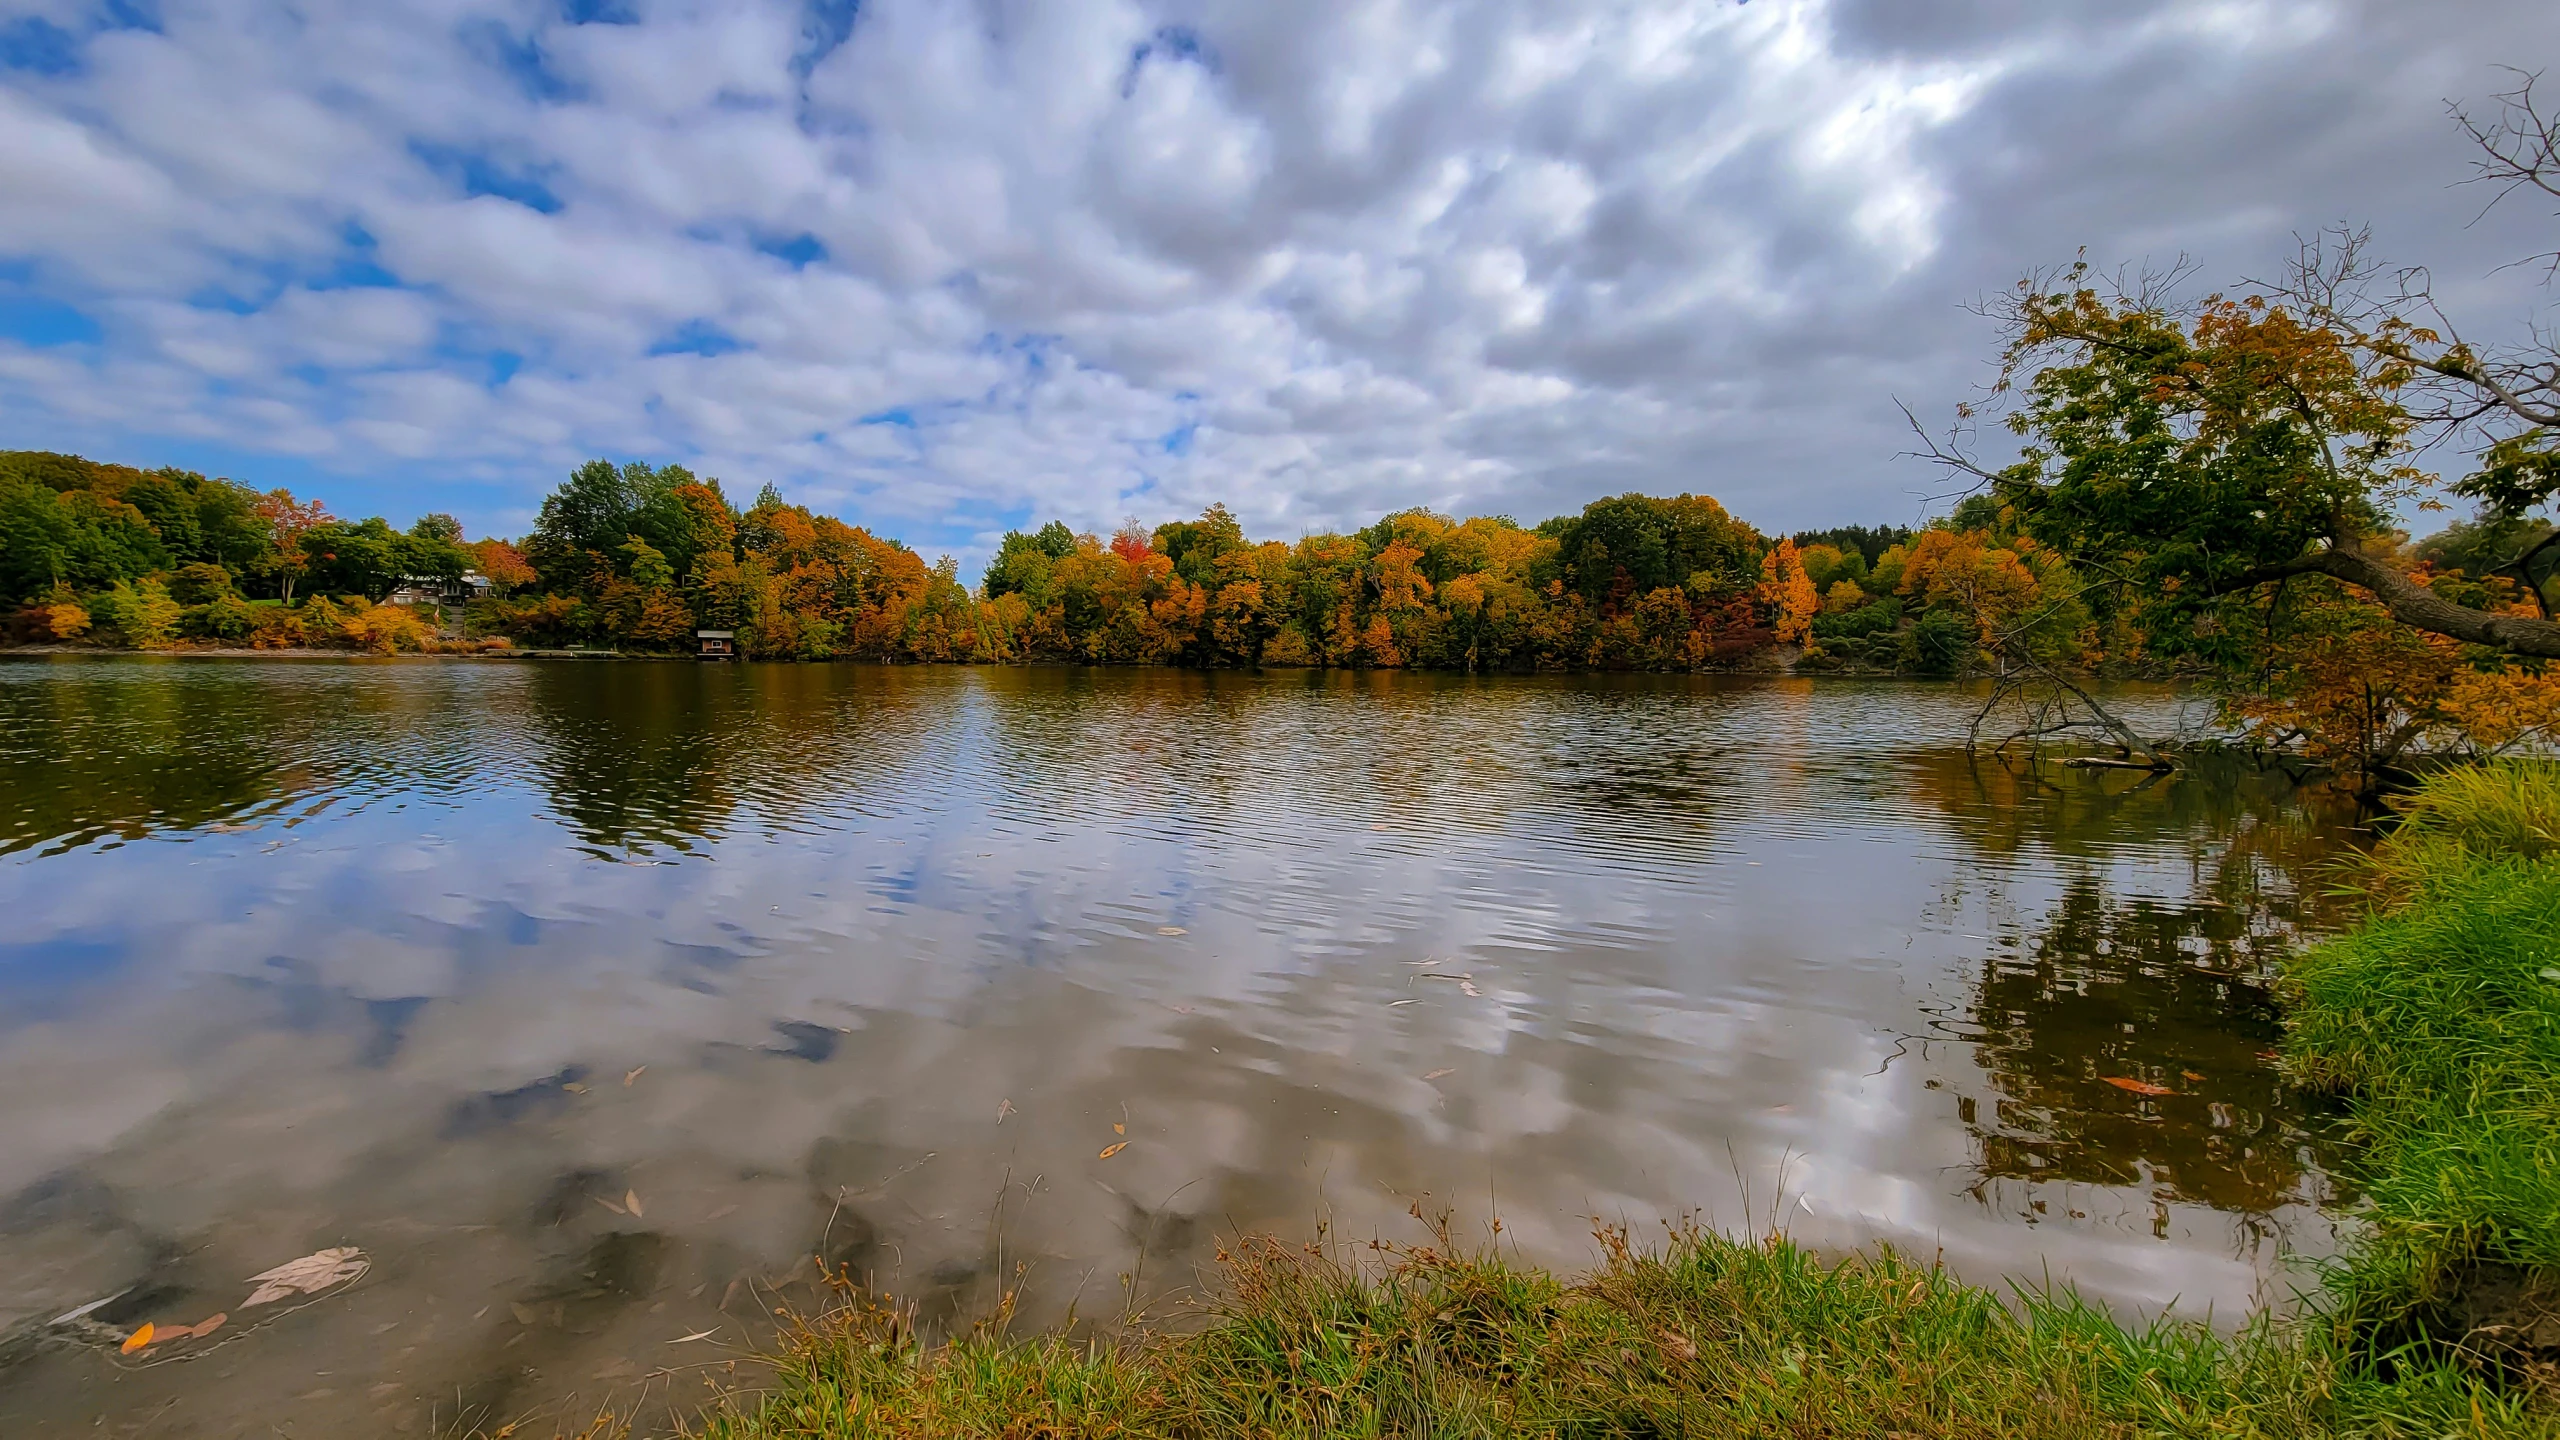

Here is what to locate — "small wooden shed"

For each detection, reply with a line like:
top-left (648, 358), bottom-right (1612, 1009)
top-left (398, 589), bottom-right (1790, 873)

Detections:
top-left (696, 629), bottom-right (736, 660)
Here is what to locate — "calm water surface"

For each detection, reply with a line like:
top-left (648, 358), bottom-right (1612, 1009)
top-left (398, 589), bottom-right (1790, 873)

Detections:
top-left (0, 658), bottom-right (2362, 1436)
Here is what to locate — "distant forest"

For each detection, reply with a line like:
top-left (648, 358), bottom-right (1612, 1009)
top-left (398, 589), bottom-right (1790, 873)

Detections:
top-left (5, 448), bottom-right (1992, 671)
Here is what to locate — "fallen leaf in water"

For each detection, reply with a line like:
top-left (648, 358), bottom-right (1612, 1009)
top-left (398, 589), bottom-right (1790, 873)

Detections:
top-left (1387, 999), bottom-right (1420, 1007)
top-left (1423, 1068), bottom-right (1455, 1080)
top-left (671, 1328), bottom-right (717, 1343)
top-left (1113, 1122), bottom-right (1125, 1135)
top-left (1098, 1142), bottom-right (1128, 1160)
top-left (625, 1190), bottom-right (644, 1218)
top-left (120, 1323), bottom-right (154, 1354)
top-left (1458, 980), bottom-right (1482, 997)
top-left (1155, 926), bottom-right (1187, 936)
top-left (595, 1195), bottom-right (626, 1215)
top-left (2101, 1077), bottom-right (2173, 1097)
top-left (511, 1303), bottom-right (538, 1326)
top-left (2181, 1070), bottom-right (2205, 1082)
top-left (189, 1313), bottom-right (226, 1340)
top-left (996, 1099), bottom-right (1014, 1123)
top-left (624, 1067), bottom-right (645, 1086)
top-left (562, 1082), bottom-right (589, 1094)
top-left (243, 1247), bottom-right (368, 1307)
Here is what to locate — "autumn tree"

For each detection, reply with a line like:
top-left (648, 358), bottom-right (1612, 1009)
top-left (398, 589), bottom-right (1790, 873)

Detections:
top-left (253, 489), bottom-right (328, 604)
top-left (1757, 537), bottom-right (1819, 644)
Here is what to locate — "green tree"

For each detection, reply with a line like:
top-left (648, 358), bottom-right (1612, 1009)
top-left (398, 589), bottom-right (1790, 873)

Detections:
top-left (1940, 274), bottom-right (2560, 661)
top-left (1552, 493), bottom-right (1761, 610)
top-left (299, 517), bottom-right (409, 599)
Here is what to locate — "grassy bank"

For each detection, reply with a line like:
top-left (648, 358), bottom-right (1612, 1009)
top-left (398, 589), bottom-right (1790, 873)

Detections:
top-left (2283, 762), bottom-right (2560, 1386)
top-left (691, 763), bottom-right (2560, 1439)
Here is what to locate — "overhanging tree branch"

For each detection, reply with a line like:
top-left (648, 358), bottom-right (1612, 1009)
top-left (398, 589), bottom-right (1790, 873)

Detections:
top-left (2221, 541), bottom-right (2560, 657)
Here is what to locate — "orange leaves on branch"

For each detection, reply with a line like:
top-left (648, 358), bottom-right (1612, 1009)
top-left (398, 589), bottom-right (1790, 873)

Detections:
top-left (1757, 538), bottom-right (1819, 645)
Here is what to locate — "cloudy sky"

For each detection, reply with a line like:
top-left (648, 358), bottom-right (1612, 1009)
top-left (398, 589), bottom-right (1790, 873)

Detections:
top-left (2, 0), bottom-right (2556, 565)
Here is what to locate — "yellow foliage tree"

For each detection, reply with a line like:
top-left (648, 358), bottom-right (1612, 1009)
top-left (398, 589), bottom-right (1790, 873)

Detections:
top-left (1757, 538), bottom-right (1819, 644)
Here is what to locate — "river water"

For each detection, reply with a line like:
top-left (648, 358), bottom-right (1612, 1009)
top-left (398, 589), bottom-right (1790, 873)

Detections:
top-left (0, 657), bottom-right (2362, 1437)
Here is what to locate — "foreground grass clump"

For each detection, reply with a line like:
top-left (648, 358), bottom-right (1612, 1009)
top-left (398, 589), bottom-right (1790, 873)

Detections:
top-left (2285, 761), bottom-right (2560, 1351)
top-left (695, 1226), bottom-right (2539, 1439)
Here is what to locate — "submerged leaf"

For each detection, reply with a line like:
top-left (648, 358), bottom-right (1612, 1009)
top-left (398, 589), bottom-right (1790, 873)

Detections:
top-left (190, 1313), bottom-right (226, 1339)
top-left (1155, 926), bottom-right (1187, 936)
top-left (624, 1066), bottom-right (646, 1086)
top-left (120, 1323), bottom-right (154, 1354)
top-left (626, 1189), bottom-right (644, 1218)
top-left (2101, 1076), bottom-right (2173, 1097)
top-left (1113, 1122), bottom-right (1125, 1135)
top-left (243, 1247), bottom-right (368, 1307)
top-left (1423, 1068), bottom-right (1455, 1080)
top-left (996, 1098), bottom-right (1014, 1123)
top-left (1098, 1142), bottom-right (1128, 1160)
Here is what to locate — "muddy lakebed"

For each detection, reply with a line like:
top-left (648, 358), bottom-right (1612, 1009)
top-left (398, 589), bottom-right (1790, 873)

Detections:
top-left (0, 658), bottom-right (2360, 1436)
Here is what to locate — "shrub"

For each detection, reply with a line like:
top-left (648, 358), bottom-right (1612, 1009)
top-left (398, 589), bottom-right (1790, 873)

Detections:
top-left (90, 577), bottom-right (182, 648)
top-left (16, 586), bottom-right (91, 643)
top-left (182, 593), bottom-right (257, 641)
top-left (337, 602), bottom-right (433, 653)
top-left (167, 561), bottom-right (235, 605)
top-left (249, 605), bottom-right (307, 649)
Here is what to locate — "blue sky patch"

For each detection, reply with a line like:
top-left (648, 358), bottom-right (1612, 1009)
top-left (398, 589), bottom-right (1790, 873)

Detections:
top-left (412, 142), bottom-right (564, 213)
top-left (1122, 24), bottom-right (1215, 97)
top-left (462, 19), bottom-right (578, 103)
top-left (794, 0), bottom-right (861, 76)
top-left (649, 321), bottom-right (746, 357)
top-left (759, 233), bottom-right (828, 269)
top-left (0, 290), bottom-right (102, 347)
top-left (0, 16), bottom-right (79, 74)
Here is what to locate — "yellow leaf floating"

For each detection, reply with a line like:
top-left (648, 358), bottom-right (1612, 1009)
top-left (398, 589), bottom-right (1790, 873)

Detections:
top-left (1098, 1142), bottom-right (1128, 1160)
top-left (1113, 1122), bottom-right (1125, 1135)
top-left (625, 1189), bottom-right (644, 1218)
top-left (120, 1323), bottom-right (153, 1354)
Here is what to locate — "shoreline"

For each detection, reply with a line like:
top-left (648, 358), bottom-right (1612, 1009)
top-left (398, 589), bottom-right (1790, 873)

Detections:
top-left (683, 761), bottom-right (2560, 1439)
top-left (0, 642), bottom-right (1928, 677)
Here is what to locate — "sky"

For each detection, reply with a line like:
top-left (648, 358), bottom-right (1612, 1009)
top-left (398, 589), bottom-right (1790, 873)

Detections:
top-left (2, 0), bottom-right (2557, 570)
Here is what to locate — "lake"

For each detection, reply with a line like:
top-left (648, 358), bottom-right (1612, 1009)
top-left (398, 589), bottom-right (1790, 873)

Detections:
top-left (0, 657), bottom-right (2362, 1437)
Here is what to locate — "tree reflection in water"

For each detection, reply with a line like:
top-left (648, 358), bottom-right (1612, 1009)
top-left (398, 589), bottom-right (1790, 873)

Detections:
top-left (1921, 753), bottom-right (2368, 1250)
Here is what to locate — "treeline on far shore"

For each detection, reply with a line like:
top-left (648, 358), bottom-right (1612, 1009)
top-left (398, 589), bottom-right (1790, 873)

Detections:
top-left (7, 446), bottom-right (1980, 672)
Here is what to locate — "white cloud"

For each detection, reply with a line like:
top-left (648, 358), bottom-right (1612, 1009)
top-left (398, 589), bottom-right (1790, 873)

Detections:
top-left (0, 0), bottom-right (2553, 565)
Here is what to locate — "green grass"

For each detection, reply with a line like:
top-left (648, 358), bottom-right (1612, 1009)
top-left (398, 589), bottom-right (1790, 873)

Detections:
top-left (692, 1226), bottom-right (2546, 1438)
top-left (691, 761), bottom-right (2560, 1439)
top-left (2284, 761), bottom-right (2560, 1347)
